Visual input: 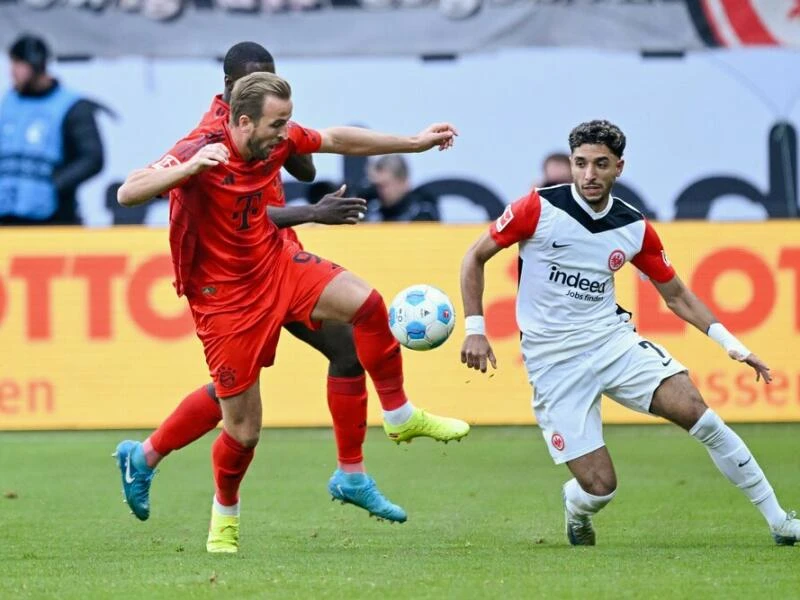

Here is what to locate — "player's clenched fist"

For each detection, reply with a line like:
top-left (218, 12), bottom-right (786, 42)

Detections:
top-left (413, 123), bottom-right (459, 152)
top-left (461, 334), bottom-right (497, 373)
top-left (185, 143), bottom-right (230, 174)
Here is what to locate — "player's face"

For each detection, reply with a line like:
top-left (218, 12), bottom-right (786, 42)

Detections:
top-left (570, 144), bottom-right (624, 205)
top-left (10, 59), bottom-right (35, 92)
top-left (246, 96), bottom-right (292, 161)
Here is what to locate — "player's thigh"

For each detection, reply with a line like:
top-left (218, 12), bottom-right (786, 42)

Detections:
top-left (649, 372), bottom-right (708, 431)
top-left (278, 248), bottom-right (362, 324)
top-left (601, 336), bottom-right (690, 418)
top-left (310, 271), bottom-right (373, 323)
top-left (528, 355), bottom-right (605, 465)
top-left (283, 320), bottom-right (362, 376)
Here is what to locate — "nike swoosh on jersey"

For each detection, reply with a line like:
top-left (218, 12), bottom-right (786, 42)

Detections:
top-left (552, 241), bottom-right (571, 248)
top-left (661, 359), bottom-right (673, 367)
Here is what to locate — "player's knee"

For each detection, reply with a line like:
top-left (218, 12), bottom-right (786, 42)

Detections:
top-left (239, 431), bottom-right (261, 448)
top-left (581, 473), bottom-right (617, 497)
top-left (686, 389), bottom-right (709, 426)
top-left (351, 288), bottom-right (385, 325)
top-left (223, 416), bottom-right (262, 448)
top-left (327, 338), bottom-right (364, 378)
top-left (229, 427), bottom-right (260, 449)
top-left (328, 353), bottom-right (364, 378)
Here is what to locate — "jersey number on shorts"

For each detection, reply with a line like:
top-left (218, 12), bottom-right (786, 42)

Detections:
top-left (638, 340), bottom-right (672, 366)
top-left (292, 251), bottom-right (341, 271)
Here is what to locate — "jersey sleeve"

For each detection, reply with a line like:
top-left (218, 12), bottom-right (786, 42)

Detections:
top-left (489, 190), bottom-right (542, 248)
top-left (287, 122), bottom-right (322, 155)
top-left (630, 220), bottom-right (676, 283)
top-left (151, 131), bottom-right (211, 167)
top-left (148, 129), bottom-right (217, 191)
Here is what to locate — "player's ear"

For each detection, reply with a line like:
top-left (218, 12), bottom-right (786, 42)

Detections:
top-left (616, 158), bottom-right (625, 177)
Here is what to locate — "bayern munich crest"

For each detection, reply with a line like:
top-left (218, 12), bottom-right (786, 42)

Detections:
top-left (608, 249), bottom-right (625, 272)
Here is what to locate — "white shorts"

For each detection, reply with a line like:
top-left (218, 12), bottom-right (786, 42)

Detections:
top-left (527, 332), bottom-right (687, 464)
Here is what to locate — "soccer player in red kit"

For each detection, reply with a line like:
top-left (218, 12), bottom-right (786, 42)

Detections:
top-left (117, 72), bottom-right (468, 553)
top-left (459, 119), bottom-right (800, 547)
top-left (114, 43), bottom-right (464, 528)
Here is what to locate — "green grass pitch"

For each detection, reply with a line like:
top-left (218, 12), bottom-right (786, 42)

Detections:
top-left (1, 425), bottom-right (798, 599)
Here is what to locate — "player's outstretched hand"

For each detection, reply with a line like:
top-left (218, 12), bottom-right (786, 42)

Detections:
top-left (729, 350), bottom-right (772, 383)
top-left (313, 185), bottom-right (368, 225)
top-left (414, 123), bottom-right (459, 152)
top-left (461, 334), bottom-right (497, 373)
top-left (185, 143), bottom-right (230, 175)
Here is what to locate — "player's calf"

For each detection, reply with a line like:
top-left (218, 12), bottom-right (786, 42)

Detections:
top-left (689, 408), bottom-right (794, 541)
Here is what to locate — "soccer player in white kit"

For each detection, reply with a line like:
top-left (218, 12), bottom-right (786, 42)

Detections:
top-left (459, 120), bottom-right (800, 547)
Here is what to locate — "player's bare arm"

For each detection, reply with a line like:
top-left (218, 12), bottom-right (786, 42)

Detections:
top-left (459, 231), bottom-right (503, 373)
top-left (317, 123), bottom-right (458, 156)
top-left (268, 185), bottom-right (367, 227)
top-left (652, 275), bottom-right (772, 383)
top-left (118, 143), bottom-right (230, 207)
top-left (283, 153), bottom-right (315, 182)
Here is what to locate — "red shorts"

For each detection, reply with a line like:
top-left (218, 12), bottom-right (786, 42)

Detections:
top-left (190, 245), bottom-right (343, 397)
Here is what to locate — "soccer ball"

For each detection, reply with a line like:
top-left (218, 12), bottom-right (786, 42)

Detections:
top-left (388, 285), bottom-right (456, 351)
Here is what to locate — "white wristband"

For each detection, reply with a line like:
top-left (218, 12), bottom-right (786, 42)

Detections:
top-left (707, 323), bottom-right (750, 358)
top-left (465, 315), bottom-right (486, 336)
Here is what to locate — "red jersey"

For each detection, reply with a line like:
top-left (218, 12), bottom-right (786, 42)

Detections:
top-left (153, 116), bottom-right (321, 306)
top-left (197, 95), bottom-right (303, 246)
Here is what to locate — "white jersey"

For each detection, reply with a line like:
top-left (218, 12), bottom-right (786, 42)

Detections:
top-left (490, 184), bottom-right (675, 367)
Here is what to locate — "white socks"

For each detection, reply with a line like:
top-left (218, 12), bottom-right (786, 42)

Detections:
top-left (383, 401), bottom-right (415, 426)
top-left (690, 409), bottom-right (787, 528)
top-left (213, 495), bottom-right (240, 517)
top-left (563, 478), bottom-right (616, 516)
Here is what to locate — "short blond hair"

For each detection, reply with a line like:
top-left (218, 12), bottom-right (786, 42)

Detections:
top-left (229, 71), bottom-right (292, 126)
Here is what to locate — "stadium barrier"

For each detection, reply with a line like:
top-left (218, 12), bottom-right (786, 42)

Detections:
top-left (2, 222), bottom-right (800, 430)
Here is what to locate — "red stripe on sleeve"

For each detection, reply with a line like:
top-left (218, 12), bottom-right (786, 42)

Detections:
top-left (489, 190), bottom-right (542, 248)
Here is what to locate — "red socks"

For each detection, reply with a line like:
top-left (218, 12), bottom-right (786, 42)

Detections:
top-left (146, 385), bottom-right (222, 467)
top-left (212, 429), bottom-right (255, 506)
top-left (350, 290), bottom-right (407, 411)
top-left (328, 375), bottom-right (368, 471)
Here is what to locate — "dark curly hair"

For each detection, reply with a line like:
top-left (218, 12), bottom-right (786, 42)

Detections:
top-left (568, 120), bottom-right (626, 158)
top-left (223, 42), bottom-right (274, 80)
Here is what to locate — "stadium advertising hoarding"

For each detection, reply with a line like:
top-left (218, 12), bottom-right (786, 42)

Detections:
top-left (0, 1), bottom-right (706, 58)
top-left (1, 222), bottom-right (799, 430)
top-left (1, 1), bottom-right (797, 58)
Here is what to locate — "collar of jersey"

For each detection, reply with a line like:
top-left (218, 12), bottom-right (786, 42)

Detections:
top-left (221, 120), bottom-right (244, 162)
top-left (570, 184), bottom-right (614, 221)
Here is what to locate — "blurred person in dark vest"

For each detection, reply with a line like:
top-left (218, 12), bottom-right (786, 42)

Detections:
top-left (0, 34), bottom-right (104, 225)
top-left (364, 154), bottom-right (440, 222)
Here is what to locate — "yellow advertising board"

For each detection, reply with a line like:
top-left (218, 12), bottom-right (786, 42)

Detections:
top-left (1, 222), bottom-right (799, 429)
